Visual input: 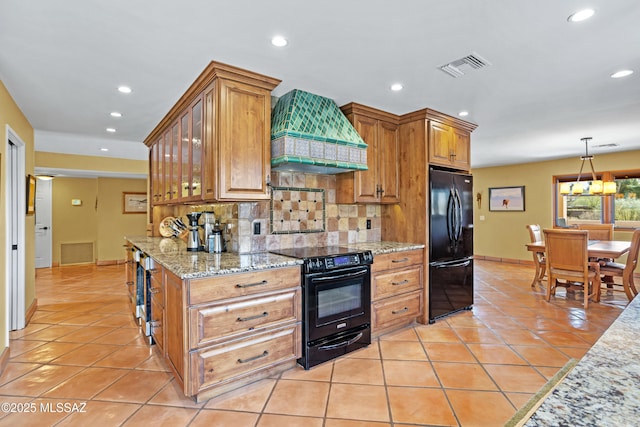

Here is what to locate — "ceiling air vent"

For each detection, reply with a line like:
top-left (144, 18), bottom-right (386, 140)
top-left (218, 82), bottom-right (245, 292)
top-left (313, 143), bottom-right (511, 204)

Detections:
top-left (439, 52), bottom-right (492, 78)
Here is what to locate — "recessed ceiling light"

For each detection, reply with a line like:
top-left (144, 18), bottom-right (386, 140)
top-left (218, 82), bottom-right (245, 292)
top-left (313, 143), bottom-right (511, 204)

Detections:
top-left (458, 111), bottom-right (469, 117)
top-left (567, 9), bottom-right (595, 22)
top-left (611, 69), bottom-right (634, 79)
top-left (390, 83), bottom-right (403, 91)
top-left (100, 148), bottom-right (109, 152)
top-left (106, 128), bottom-right (116, 133)
top-left (110, 111), bottom-right (122, 117)
top-left (117, 86), bottom-right (132, 94)
top-left (271, 36), bottom-right (288, 47)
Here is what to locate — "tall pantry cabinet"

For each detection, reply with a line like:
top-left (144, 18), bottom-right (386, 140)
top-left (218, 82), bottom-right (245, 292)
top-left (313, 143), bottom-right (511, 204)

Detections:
top-left (381, 108), bottom-right (476, 324)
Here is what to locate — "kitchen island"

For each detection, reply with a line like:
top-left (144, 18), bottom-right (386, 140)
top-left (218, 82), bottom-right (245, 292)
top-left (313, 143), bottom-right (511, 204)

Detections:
top-left (125, 237), bottom-right (424, 401)
top-left (524, 294), bottom-right (640, 426)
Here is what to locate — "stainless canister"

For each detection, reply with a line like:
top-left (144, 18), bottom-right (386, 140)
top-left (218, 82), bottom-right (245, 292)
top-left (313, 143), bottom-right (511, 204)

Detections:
top-left (208, 229), bottom-right (223, 253)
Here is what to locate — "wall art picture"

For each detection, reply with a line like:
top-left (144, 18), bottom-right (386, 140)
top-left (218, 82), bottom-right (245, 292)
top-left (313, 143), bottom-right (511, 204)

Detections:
top-left (122, 192), bottom-right (147, 214)
top-left (489, 186), bottom-right (525, 211)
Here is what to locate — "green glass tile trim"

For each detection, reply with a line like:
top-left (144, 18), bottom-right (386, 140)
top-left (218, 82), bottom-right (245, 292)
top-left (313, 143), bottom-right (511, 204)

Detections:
top-left (271, 156), bottom-right (368, 171)
top-left (271, 89), bottom-right (367, 148)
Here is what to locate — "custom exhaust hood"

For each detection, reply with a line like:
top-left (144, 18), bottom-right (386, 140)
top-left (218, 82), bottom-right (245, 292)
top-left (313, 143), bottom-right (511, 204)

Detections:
top-left (271, 89), bottom-right (368, 174)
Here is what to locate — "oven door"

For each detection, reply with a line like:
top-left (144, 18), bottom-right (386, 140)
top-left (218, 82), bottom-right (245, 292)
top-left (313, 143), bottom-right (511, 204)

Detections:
top-left (305, 265), bottom-right (371, 342)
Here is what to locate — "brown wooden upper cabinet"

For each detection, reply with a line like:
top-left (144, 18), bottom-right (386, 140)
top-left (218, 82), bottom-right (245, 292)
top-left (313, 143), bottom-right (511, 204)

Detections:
top-left (145, 61), bottom-right (281, 205)
top-left (336, 103), bottom-right (400, 204)
top-left (400, 108), bottom-right (477, 173)
top-left (428, 120), bottom-right (472, 171)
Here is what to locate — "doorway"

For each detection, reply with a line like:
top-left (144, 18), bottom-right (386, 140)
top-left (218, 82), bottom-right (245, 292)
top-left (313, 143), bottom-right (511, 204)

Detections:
top-left (5, 126), bottom-right (26, 332)
top-left (35, 178), bottom-right (52, 268)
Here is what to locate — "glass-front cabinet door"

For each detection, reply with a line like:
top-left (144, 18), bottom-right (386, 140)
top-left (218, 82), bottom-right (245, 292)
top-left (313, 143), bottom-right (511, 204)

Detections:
top-left (162, 130), bottom-right (171, 203)
top-left (190, 99), bottom-right (203, 200)
top-left (150, 141), bottom-right (160, 204)
top-left (171, 123), bottom-right (180, 201)
top-left (180, 110), bottom-right (191, 199)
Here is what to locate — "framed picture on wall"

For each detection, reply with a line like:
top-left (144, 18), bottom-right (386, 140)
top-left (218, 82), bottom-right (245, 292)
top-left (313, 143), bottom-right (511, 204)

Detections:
top-left (489, 186), bottom-right (525, 211)
top-left (122, 192), bottom-right (147, 214)
top-left (26, 174), bottom-right (36, 215)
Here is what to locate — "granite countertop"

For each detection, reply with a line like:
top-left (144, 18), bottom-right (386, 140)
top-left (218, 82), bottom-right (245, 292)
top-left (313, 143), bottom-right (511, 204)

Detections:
top-left (125, 237), bottom-right (423, 279)
top-left (126, 236), bottom-right (302, 279)
top-left (346, 241), bottom-right (425, 254)
top-left (525, 294), bottom-right (640, 426)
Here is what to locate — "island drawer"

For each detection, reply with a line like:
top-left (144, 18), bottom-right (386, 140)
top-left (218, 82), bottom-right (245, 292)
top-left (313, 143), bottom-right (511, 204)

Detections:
top-left (188, 266), bottom-right (300, 304)
top-left (372, 265), bottom-right (422, 301)
top-left (188, 288), bottom-right (301, 348)
top-left (372, 289), bottom-right (422, 332)
top-left (190, 323), bottom-right (301, 395)
top-left (372, 249), bottom-right (424, 273)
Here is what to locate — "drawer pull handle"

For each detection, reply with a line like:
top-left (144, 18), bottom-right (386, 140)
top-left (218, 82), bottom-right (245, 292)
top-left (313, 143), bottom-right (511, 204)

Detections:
top-left (238, 350), bottom-right (269, 364)
top-left (150, 321), bottom-right (161, 328)
top-left (236, 280), bottom-right (268, 289)
top-left (237, 312), bottom-right (268, 322)
top-left (391, 257), bottom-right (409, 263)
top-left (126, 281), bottom-right (134, 286)
top-left (148, 268), bottom-right (158, 274)
top-left (392, 307), bottom-right (409, 315)
top-left (392, 279), bottom-right (409, 286)
top-left (150, 287), bottom-right (161, 294)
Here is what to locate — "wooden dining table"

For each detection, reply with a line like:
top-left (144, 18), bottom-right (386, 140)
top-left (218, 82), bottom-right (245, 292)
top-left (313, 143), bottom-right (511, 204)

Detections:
top-left (525, 240), bottom-right (632, 287)
top-left (526, 239), bottom-right (631, 259)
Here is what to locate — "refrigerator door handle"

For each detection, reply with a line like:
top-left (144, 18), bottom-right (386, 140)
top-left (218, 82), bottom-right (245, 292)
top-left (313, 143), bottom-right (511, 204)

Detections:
top-left (430, 259), bottom-right (472, 268)
top-left (453, 188), bottom-right (463, 242)
top-left (446, 189), bottom-right (455, 243)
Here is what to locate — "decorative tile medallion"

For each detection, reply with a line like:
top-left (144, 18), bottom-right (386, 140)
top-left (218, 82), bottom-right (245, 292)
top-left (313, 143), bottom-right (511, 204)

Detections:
top-left (270, 186), bottom-right (325, 234)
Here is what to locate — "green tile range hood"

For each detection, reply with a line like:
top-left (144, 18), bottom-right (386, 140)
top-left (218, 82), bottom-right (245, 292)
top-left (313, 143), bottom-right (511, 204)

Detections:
top-left (271, 89), bottom-right (368, 174)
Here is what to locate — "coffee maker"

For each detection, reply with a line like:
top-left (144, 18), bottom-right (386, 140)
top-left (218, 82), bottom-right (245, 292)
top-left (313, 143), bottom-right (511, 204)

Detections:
top-left (185, 212), bottom-right (203, 251)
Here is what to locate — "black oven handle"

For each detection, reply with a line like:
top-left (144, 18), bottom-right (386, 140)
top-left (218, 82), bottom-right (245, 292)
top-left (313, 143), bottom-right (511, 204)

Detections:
top-left (318, 332), bottom-right (364, 351)
top-left (309, 268), bottom-right (369, 283)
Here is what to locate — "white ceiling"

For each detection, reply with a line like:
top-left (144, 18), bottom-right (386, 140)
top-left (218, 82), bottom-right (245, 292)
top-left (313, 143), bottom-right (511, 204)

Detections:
top-left (1, 0), bottom-right (640, 173)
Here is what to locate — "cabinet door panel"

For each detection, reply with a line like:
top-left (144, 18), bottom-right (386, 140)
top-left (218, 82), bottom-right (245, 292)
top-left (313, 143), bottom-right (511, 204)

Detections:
top-left (218, 80), bottom-right (270, 200)
top-left (165, 270), bottom-right (184, 381)
top-left (191, 99), bottom-right (203, 199)
top-left (171, 123), bottom-right (180, 200)
top-left (180, 111), bottom-right (191, 199)
top-left (451, 128), bottom-right (471, 170)
top-left (428, 121), bottom-right (453, 166)
top-left (354, 115), bottom-right (379, 202)
top-left (378, 121), bottom-right (399, 203)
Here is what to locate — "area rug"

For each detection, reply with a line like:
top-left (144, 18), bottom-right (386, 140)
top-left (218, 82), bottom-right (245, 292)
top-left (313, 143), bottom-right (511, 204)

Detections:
top-left (504, 358), bottom-right (578, 427)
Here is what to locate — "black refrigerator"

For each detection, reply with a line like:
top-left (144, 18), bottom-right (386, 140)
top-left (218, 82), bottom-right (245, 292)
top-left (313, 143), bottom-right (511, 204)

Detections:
top-left (429, 167), bottom-right (474, 323)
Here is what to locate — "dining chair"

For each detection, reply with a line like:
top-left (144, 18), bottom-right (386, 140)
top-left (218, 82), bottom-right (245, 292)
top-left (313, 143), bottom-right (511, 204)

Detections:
top-left (599, 229), bottom-right (640, 300)
top-left (576, 223), bottom-right (615, 282)
top-left (576, 223), bottom-right (614, 240)
top-left (543, 229), bottom-right (601, 308)
top-left (526, 224), bottom-right (546, 287)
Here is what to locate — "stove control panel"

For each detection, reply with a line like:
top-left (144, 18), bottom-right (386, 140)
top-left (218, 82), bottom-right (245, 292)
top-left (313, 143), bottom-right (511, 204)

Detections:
top-left (306, 251), bottom-right (373, 273)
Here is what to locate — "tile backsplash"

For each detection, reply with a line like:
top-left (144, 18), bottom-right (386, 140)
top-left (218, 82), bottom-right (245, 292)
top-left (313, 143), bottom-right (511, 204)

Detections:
top-left (154, 171), bottom-right (381, 253)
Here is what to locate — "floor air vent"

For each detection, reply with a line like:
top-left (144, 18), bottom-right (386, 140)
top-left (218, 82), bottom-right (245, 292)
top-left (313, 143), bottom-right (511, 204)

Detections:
top-left (60, 242), bottom-right (94, 265)
top-left (439, 52), bottom-right (491, 78)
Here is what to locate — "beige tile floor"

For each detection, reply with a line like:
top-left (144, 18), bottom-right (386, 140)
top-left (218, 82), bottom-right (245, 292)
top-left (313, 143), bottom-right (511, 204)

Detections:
top-left (0, 260), bottom-right (628, 426)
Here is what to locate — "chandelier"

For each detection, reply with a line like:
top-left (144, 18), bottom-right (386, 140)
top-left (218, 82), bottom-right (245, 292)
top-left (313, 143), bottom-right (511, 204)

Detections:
top-left (559, 137), bottom-right (616, 196)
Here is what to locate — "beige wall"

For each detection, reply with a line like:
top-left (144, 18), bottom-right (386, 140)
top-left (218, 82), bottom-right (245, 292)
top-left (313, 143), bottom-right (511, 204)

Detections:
top-left (51, 177), bottom-right (147, 265)
top-left (36, 151), bottom-right (147, 176)
top-left (0, 81), bottom-right (35, 351)
top-left (96, 178), bottom-right (147, 261)
top-left (472, 149), bottom-right (640, 262)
